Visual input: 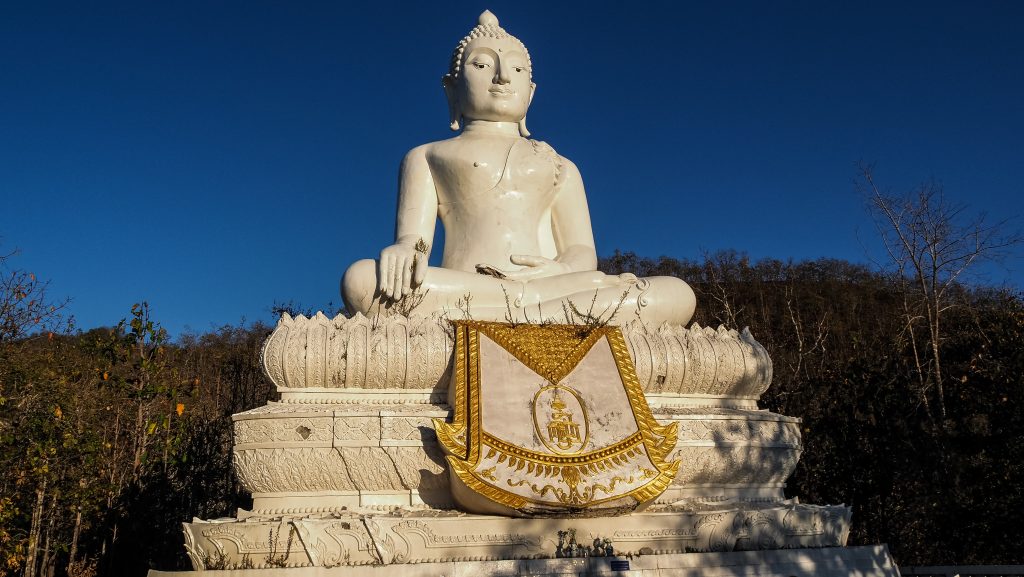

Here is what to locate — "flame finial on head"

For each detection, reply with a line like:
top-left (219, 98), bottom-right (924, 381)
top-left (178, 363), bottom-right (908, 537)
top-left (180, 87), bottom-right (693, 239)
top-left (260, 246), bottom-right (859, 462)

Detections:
top-left (478, 9), bottom-right (499, 26)
top-left (446, 10), bottom-right (532, 81)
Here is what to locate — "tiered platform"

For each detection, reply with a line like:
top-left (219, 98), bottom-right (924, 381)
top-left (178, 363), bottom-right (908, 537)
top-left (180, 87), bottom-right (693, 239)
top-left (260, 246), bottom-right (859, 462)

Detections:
top-left (158, 314), bottom-right (884, 574)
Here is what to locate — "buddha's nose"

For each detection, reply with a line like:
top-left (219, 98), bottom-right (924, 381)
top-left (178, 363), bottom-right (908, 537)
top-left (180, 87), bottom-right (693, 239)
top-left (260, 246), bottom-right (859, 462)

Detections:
top-left (494, 61), bottom-right (511, 85)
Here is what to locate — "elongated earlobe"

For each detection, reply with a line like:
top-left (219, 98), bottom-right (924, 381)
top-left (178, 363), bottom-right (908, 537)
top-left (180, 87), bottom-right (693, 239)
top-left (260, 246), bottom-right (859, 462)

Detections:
top-left (518, 82), bottom-right (535, 137)
top-left (442, 75), bottom-right (460, 132)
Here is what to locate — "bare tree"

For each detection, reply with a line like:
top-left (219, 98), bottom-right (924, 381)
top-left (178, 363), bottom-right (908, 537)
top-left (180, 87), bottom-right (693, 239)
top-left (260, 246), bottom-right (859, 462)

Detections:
top-left (858, 163), bottom-right (1021, 423)
top-left (0, 247), bottom-right (72, 343)
top-left (700, 250), bottom-right (746, 328)
top-left (783, 284), bottom-right (830, 381)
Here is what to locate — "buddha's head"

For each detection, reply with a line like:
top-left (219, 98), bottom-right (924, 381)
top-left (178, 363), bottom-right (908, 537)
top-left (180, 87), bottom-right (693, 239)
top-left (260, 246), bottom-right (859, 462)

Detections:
top-left (443, 11), bottom-right (535, 136)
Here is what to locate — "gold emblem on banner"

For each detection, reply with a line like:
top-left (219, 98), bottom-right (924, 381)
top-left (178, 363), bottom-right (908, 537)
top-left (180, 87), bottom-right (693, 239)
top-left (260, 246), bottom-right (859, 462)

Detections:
top-left (534, 384), bottom-right (588, 455)
top-left (433, 321), bottom-right (679, 516)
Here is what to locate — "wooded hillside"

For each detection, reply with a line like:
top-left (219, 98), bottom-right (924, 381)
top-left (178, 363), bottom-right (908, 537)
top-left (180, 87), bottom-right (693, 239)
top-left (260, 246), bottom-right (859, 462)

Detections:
top-left (2, 249), bottom-right (1022, 575)
top-left (603, 251), bottom-right (1024, 566)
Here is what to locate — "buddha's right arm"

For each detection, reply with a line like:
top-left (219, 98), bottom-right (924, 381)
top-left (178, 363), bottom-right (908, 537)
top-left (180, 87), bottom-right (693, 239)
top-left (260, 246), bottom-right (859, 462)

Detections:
top-left (549, 159), bottom-right (598, 272)
top-left (380, 145), bottom-right (439, 299)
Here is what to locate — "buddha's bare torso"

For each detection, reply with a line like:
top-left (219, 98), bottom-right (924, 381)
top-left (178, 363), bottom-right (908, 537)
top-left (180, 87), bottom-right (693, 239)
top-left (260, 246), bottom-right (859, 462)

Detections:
top-left (427, 133), bottom-right (562, 273)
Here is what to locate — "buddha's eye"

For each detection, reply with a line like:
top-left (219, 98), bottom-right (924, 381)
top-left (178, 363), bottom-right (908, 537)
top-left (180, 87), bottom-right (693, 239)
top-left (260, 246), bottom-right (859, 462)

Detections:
top-left (514, 67), bottom-right (524, 73)
top-left (471, 62), bottom-right (489, 69)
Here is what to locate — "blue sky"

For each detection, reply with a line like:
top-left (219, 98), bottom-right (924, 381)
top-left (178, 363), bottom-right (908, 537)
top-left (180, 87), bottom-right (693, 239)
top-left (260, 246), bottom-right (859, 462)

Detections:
top-left (2, 1), bottom-right (1022, 337)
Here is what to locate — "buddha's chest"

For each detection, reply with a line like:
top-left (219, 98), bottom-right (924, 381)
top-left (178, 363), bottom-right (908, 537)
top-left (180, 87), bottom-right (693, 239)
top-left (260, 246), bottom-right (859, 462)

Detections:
top-left (428, 138), bottom-right (562, 209)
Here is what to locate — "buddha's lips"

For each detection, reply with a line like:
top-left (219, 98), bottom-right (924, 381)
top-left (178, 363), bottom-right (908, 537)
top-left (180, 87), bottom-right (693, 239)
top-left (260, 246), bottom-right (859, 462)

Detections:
top-left (489, 87), bottom-right (514, 96)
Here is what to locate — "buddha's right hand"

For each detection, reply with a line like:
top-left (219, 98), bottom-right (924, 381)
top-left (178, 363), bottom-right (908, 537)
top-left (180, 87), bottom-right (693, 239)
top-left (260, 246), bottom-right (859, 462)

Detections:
top-left (379, 241), bottom-right (428, 300)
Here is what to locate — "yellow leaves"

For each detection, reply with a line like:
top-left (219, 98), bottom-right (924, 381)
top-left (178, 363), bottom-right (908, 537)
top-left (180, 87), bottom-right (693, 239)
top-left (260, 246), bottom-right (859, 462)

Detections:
top-left (5, 547), bottom-right (26, 572)
top-left (53, 405), bottom-right (62, 419)
top-left (176, 403), bottom-right (185, 416)
top-left (102, 371), bottom-right (109, 381)
top-left (146, 422), bottom-right (156, 435)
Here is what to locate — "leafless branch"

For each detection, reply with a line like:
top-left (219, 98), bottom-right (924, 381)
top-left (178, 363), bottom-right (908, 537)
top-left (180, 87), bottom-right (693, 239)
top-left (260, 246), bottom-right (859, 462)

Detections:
top-left (857, 162), bottom-right (1022, 423)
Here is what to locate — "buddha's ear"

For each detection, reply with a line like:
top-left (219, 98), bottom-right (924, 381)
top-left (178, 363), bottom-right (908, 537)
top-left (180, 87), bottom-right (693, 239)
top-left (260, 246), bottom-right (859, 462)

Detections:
top-left (518, 82), bottom-right (536, 138)
top-left (442, 75), bottom-right (460, 131)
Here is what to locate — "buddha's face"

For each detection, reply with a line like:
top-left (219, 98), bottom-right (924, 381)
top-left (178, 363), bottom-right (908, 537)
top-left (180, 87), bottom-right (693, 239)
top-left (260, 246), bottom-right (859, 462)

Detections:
top-left (453, 36), bottom-right (534, 123)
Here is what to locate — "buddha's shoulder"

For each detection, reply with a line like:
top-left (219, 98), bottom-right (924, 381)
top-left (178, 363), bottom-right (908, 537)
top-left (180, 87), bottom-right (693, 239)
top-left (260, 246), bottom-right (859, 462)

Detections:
top-left (524, 138), bottom-right (569, 167)
top-left (414, 136), bottom-right (463, 154)
top-left (400, 142), bottom-right (434, 160)
top-left (400, 137), bottom-right (462, 163)
top-left (526, 138), bottom-right (558, 156)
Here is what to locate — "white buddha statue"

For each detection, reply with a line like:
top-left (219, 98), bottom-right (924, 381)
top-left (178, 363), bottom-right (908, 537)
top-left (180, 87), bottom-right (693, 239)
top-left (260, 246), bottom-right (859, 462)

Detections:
top-left (342, 11), bottom-right (695, 326)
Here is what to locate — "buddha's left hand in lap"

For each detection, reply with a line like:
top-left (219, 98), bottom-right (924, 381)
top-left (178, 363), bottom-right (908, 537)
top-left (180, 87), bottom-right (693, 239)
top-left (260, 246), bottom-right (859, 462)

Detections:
top-left (483, 254), bottom-right (572, 282)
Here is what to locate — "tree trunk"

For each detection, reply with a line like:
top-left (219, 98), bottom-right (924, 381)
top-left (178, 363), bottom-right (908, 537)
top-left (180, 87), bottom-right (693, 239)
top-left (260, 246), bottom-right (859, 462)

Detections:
top-left (39, 491), bottom-right (58, 577)
top-left (930, 313), bottom-right (946, 421)
top-left (67, 510), bottom-right (81, 574)
top-left (134, 401), bottom-right (144, 478)
top-left (24, 477), bottom-right (46, 577)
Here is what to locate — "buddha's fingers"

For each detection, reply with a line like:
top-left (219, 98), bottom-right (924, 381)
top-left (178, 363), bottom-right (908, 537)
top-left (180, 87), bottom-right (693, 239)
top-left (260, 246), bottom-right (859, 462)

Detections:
top-left (402, 260), bottom-right (413, 296)
top-left (501, 269), bottom-right (538, 281)
top-left (509, 254), bottom-right (552, 267)
top-left (378, 254), bottom-right (393, 297)
top-left (391, 256), bottom-right (407, 300)
top-left (413, 254), bottom-right (429, 286)
top-left (505, 254), bottom-right (572, 281)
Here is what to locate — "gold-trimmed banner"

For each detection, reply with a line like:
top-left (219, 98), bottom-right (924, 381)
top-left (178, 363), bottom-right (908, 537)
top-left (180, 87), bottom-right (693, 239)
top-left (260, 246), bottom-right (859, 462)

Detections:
top-left (434, 321), bottom-right (679, 516)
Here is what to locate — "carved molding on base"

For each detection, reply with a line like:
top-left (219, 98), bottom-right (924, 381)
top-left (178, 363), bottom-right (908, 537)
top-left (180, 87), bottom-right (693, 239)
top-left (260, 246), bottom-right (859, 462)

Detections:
top-left (260, 314), bottom-right (773, 403)
top-left (231, 403), bottom-right (801, 511)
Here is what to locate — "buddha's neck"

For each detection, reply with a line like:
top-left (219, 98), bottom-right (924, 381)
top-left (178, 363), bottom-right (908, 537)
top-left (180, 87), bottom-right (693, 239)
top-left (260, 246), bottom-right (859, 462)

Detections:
top-left (462, 120), bottom-right (521, 137)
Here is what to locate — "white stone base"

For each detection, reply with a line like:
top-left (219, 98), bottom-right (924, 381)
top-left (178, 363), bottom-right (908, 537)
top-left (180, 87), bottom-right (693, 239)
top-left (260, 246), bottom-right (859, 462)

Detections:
top-left (149, 544), bottom-right (898, 576)
top-left (179, 503), bottom-right (850, 571)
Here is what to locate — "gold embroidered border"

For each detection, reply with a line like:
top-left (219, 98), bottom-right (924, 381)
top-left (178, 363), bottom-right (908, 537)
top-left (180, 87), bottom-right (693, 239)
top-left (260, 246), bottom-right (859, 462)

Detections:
top-left (466, 439), bottom-right (665, 509)
top-left (468, 326), bottom-right (481, 462)
top-left (468, 320), bottom-right (608, 385)
top-left (482, 431), bottom-right (642, 466)
top-left (606, 329), bottom-right (679, 467)
top-left (433, 323), bottom-right (468, 459)
top-left (446, 456), bottom-right (529, 509)
top-left (486, 442), bottom-right (647, 478)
